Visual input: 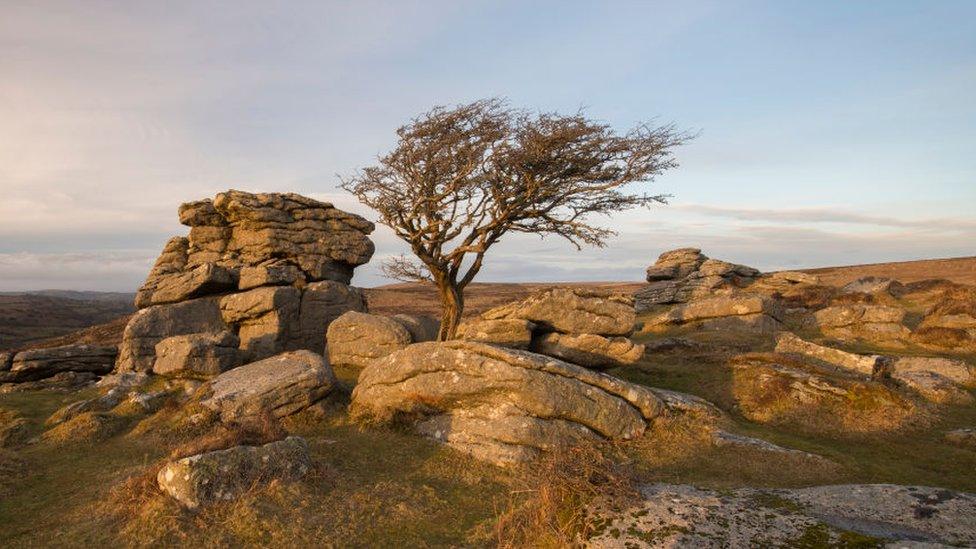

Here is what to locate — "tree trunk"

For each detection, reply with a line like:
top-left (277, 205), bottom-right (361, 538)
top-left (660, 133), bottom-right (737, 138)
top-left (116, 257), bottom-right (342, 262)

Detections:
top-left (436, 281), bottom-right (464, 341)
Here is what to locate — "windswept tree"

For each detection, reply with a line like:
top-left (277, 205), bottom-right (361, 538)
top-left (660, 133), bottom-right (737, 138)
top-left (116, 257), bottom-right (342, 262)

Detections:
top-left (342, 99), bottom-right (691, 340)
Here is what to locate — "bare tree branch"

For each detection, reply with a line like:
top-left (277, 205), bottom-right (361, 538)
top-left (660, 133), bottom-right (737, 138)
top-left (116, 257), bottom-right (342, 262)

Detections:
top-left (341, 98), bottom-right (692, 339)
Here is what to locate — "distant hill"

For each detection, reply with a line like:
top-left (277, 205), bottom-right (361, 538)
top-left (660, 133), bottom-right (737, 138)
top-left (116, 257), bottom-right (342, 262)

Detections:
top-left (800, 256), bottom-right (976, 287)
top-left (0, 292), bottom-right (135, 351)
top-left (0, 290), bottom-right (136, 302)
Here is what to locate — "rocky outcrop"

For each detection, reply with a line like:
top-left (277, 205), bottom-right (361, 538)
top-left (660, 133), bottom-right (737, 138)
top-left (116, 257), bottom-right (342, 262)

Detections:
top-left (198, 351), bottom-right (335, 422)
top-left (730, 354), bottom-right (918, 433)
top-left (912, 287), bottom-right (976, 352)
top-left (774, 332), bottom-right (890, 378)
top-left (644, 247), bottom-right (707, 281)
top-left (530, 332), bottom-right (643, 370)
top-left (480, 288), bottom-right (635, 337)
top-left (0, 345), bottom-right (117, 384)
top-left (841, 276), bottom-right (899, 295)
top-left (635, 248), bottom-right (764, 311)
top-left (325, 311), bottom-right (412, 369)
top-left (157, 436), bottom-right (310, 509)
top-left (455, 318), bottom-right (535, 349)
top-left (461, 288), bottom-right (645, 369)
top-left (589, 483), bottom-right (976, 548)
top-left (893, 370), bottom-right (974, 404)
top-left (350, 341), bottom-right (663, 465)
top-left (644, 295), bottom-right (783, 334)
top-left (814, 304), bottom-right (910, 345)
top-left (152, 332), bottom-right (241, 378)
top-left (137, 190), bottom-right (374, 308)
top-left (892, 356), bottom-right (975, 387)
top-left (116, 297), bottom-right (227, 372)
top-left (115, 191), bottom-right (371, 373)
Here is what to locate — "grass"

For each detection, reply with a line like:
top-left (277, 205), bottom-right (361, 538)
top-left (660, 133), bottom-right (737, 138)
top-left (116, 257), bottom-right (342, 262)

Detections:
top-left (2, 318), bottom-right (976, 546)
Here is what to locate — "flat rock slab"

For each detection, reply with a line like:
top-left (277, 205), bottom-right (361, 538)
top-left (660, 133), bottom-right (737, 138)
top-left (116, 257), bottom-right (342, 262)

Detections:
top-left (455, 318), bottom-right (535, 349)
top-left (199, 350), bottom-right (335, 422)
top-left (774, 332), bottom-right (888, 378)
top-left (481, 288), bottom-right (636, 337)
top-left (530, 332), bottom-right (644, 370)
top-left (157, 436), bottom-right (310, 509)
top-left (350, 340), bottom-right (663, 465)
top-left (1, 344), bottom-right (117, 383)
top-left (588, 483), bottom-right (976, 547)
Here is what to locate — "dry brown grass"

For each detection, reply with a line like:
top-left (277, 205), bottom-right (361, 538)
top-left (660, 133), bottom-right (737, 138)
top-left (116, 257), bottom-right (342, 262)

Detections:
top-left (41, 411), bottom-right (127, 445)
top-left (622, 415), bottom-right (843, 489)
top-left (494, 443), bottom-right (638, 548)
top-left (912, 326), bottom-right (974, 349)
top-left (168, 413), bottom-right (287, 460)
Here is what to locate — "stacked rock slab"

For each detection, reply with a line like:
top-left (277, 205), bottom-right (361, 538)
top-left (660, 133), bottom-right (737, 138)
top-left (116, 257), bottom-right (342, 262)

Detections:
top-left (635, 248), bottom-right (762, 312)
top-left (814, 304), bottom-right (910, 346)
top-left (0, 345), bottom-right (117, 384)
top-left (115, 190), bottom-right (373, 374)
top-left (350, 340), bottom-right (663, 465)
top-left (644, 294), bottom-right (784, 335)
top-left (462, 288), bottom-right (644, 370)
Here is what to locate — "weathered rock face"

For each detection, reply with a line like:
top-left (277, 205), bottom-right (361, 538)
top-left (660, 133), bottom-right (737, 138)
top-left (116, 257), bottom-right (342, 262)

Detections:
top-left (814, 305), bottom-right (910, 344)
top-left (893, 370), bottom-right (974, 404)
top-left (912, 287), bottom-right (976, 352)
top-left (634, 249), bottom-right (767, 311)
top-left (589, 483), bottom-right (976, 548)
top-left (645, 247), bottom-right (706, 281)
top-left (390, 314), bottom-right (440, 343)
top-left (157, 436), bottom-right (310, 509)
top-left (116, 278), bottom-right (365, 373)
top-left (774, 332), bottom-right (890, 379)
top-left (152, 332), bottom-right (241, 378)
top-left (892, 356), bottom-right (975, 387)
top-left (115, 191), bottom-right (372, 374)
top-left (644, 295), bottom-right (783, 334)
top-left (116, 297), bottom-right (226, 372)
top-left (296, 281), bottom-right (367, 354)
top-left (0, 345), bottom-right (117, 383)
top-left (730, 354), bottom-right (919, 433)
top-left (455, 318), bottom-right (535, 349)
top-left (219, 286), bottom-right (301, 360)
top-left (481, 288), bottom-right (635, 337)
top-left (137, 190), bottom-right (374, 308)
top-left (325, 311), bottom-right (412, 369)
top-left (841, 276), bottom-right (898, 295)
top-left (350, 341), bottom-right (663, 465)
top-left (198, 351), bottom-right (335, 422)
top-left (530, 332), bottom-right (644, 370)
top-left (0, 371), bottom-right (98, 393)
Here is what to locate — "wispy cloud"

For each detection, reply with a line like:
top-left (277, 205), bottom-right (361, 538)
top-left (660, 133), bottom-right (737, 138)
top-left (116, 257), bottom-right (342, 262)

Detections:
top-left (673, 204), bottom-right (976, 232)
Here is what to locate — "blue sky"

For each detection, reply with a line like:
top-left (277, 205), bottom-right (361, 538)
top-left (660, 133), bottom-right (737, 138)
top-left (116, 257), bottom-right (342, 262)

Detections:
top-left (1, 0), bottom-right (973, 290)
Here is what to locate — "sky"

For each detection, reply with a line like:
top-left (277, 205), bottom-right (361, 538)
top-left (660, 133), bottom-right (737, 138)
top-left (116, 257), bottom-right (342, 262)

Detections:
top-left (1, 0), bottom-right (974, 291)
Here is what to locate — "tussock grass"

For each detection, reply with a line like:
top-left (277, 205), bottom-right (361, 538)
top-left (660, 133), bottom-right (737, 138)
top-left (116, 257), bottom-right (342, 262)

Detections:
top-left (494, 444), bottom-right (638, 548)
